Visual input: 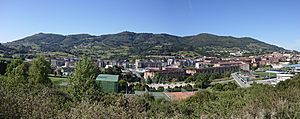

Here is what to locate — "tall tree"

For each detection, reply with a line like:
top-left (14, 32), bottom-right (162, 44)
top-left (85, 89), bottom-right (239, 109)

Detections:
top-left (28, 56), bottom-right (52, 85)
top-left (7, 63), bottom-right (29, 83)
top-left (5, 59), bottom-right (30, 84)
top-left (5, 59), bottom-right (23, 75)
top-left (0, 61), bottom-right (7, 75)
top-left (68, 56), bottom-right (99, 101)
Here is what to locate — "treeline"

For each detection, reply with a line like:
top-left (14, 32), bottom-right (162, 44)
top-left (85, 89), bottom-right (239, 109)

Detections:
top-left (1, 57), bottom-right (300, 118)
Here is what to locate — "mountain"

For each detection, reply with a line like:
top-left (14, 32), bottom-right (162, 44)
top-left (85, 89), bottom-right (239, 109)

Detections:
top-left (0, 43), bottom-right (15, 54)
top-left (4, 32), bottom-right (287, 58)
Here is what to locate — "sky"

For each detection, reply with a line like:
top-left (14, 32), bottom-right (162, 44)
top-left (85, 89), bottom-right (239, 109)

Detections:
top-left (0, 0), bottom-right (299, 50)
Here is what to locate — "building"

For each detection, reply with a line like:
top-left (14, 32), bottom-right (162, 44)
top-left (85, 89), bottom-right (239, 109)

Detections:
top-left (61, 67), bottom-right (73, 76)
top-left (186, 66), bottom-right (240, 75)
top-left (50, 59), bottom-right (65, 67)
top-left (167, 58), bottom-right (175, 66)
top-left (276, 74), bottom-right (294, 82)
top-left (195, 62), bottom-right (213, 68)
top-left (144, 68), bottom-right (186, 79)
top-left (135, 59), bottom-right (167, 69)
top-left (174, 59), bottom-right (195, 67)
top-left (213, 61), bottom-right (250, 71)
top-left (96, 74), bottom-right (119, 93)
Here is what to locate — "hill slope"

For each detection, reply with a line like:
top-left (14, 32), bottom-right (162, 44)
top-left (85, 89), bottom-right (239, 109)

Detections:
top-left (0, 43), bottom-right (15, 54)
top-left (4, 32), bottom-right (286, 58)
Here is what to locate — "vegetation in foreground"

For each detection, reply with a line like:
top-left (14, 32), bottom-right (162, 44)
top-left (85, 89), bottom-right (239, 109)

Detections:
top-left (1, 57), bottom-right (300, 118)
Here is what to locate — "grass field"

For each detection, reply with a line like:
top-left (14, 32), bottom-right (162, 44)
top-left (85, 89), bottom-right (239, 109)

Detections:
top-left (0, 57), bottom-right (13, 61)
top-left (49, 76), bottom-right (68, 85)
top-left (253, 71), bottom-right (276, 78)
top-left (135, 91), bottom-right (170, 100)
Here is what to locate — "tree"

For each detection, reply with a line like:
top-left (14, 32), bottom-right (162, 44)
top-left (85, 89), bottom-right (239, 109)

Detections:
top-left (212, 83), bottom-right (224, 91)
top-left (4, 59), bottom-right (29, 83)
top-left (183, 84), bottom-right (194, 91)
top-left (28, 56), bottom-right (52, 85)
top-left (7, 63), bottom-right (29, 83)
top-left (5, 59), bottom-right (23, 75)
top-left (68, 56), bottom-right (99, 101)
top-left (157, 86), bottom-right (164, 92)
top-left (222, 82), bottom-right (238, 91)
top-left (118, 79), bottom-right (127, 93)
top-left (194, 73), bottom-right (211, 89)
top-left (0, 61), bottom-right (7, 75)
top-left (185, 76), bottom-right (195, 83)
top-left (209, 73), bottom-right (220, 80)
top-left (103, 66), bottom-right (122, 75)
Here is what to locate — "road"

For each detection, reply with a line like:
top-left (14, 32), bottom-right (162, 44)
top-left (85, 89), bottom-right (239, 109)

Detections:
top-left (232, 72), bottom-right (251, 88)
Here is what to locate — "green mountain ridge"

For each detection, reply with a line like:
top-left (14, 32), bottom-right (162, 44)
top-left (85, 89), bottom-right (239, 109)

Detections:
top-left (4, 31), bottom-right (287, 58)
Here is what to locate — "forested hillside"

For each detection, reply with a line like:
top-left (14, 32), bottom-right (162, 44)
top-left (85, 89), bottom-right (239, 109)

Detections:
top-left (0, 43), bottom-right (14, 54)
top-left (4, 32), bottom-right (286, 58)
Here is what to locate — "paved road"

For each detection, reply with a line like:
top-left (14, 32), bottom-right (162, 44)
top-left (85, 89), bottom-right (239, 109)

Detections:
top-left (232, 73), bottom-right (251, 88)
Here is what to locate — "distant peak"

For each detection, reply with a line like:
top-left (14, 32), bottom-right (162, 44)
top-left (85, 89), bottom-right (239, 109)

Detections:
top-left (196, 33), bottom-right (217, 36)
top-left (34, 32), bottom-right (57, 36)
top-left (119, 31), bottom-right (136, 34)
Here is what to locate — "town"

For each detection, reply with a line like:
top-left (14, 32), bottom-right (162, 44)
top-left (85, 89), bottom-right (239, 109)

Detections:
top-left (6, 51), bottom-right (297, 101)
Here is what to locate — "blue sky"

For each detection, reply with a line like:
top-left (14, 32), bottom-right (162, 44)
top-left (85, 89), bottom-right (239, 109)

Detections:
top-left (0, 0), bottom-right (299, 50)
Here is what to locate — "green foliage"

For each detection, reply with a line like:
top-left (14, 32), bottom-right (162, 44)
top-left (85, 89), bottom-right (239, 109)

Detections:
top-left (49, 76), bottom-right (67, 85)
top-left (212, 82), bottom-right (238, 91)
top-left (0, 82), bottom-right (71, 118)
top-left (68, 56), bottom-right (100, 101)
top-left (4, 59), bottom-right (29, 84)
top-left (7, 62), bottom-right (29, 83)
top-left (276, 74), bottom-right (300, 90)
top-left (5, 59), bottom-right (23, 75)
top-left (0, 61), bottom-right (7, 75)
top-left (157, 86), bottom-right (164, 92)
top-left (2, 59), bottom-right (300, 118)
top-left (28, 56), bottom-right (52, 85)
top-left (118, 79), bottom-right (127, 93)
top-left (133, 83), bottom-right (148, 91)
top-left (102, 66), bottom-right (122, 75)
top-left (182, 84), bottom-right (195, 91)
top-left (194, 74), bottom-right (211, 89)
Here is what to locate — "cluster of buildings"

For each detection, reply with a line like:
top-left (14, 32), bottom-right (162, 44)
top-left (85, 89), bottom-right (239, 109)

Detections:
top-left (50, 58), bottom-right (79, 76)
top-left (48, 52), bottom-right (300, 83)
top-left (143, 58), bottom-right (249, 80)
top-left (42, 52), bottom-right (300, 98)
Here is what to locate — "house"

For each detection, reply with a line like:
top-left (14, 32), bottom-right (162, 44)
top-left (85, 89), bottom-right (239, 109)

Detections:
top-left (96, 74), bottom-right (120, 93)
top-left (143, 68), bottom-right (186, 79)
top-left (50, 59), bottom-right (65, 67)
top-left (174, 59), bottom-right (195, 67)
top-left (213, 61), bottom-right (250, 71)
top-left (186, 66), bottom-right (240, 75)
top-left (61, 67), bottom-right (73, 76)
top-left (135, 59), bottom-right (167, 69)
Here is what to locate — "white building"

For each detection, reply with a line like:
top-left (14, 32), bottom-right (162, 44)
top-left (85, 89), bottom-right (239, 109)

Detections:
top-left (276, 74), bottom-right (294, 82)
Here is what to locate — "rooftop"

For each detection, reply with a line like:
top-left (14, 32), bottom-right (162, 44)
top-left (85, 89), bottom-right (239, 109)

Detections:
top-left (96, 74), bottom-right (119, 82)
